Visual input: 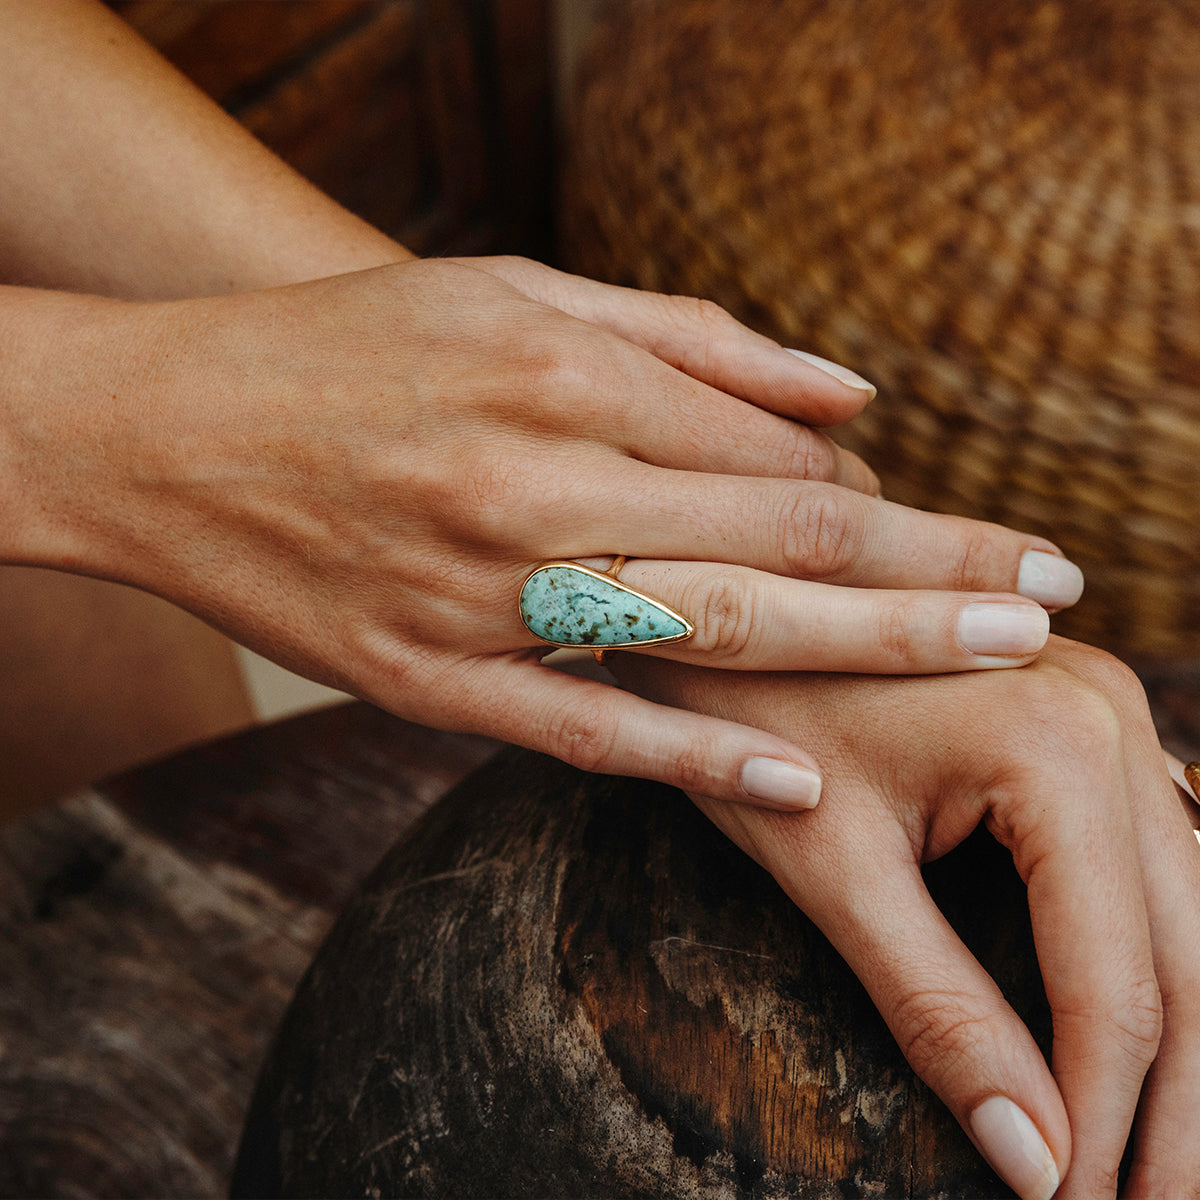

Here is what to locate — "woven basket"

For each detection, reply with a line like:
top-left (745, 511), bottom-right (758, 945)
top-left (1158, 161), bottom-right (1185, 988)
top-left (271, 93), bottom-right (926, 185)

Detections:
top-left (559, 0), bottom-right (1200, 658)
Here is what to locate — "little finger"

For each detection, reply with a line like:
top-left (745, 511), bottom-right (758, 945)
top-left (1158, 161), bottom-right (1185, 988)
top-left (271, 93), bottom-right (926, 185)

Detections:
top-left (457, 255), bottom-right (877, 426)
top-left (451, 655), bottom-right (827, 812)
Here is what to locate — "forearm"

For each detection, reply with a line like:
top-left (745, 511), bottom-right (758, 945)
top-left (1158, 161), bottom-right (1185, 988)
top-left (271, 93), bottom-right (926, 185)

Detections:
top-left (0, 285), bottom-right (119, 568)
top-left (0, 0), bottom-right (409, 300)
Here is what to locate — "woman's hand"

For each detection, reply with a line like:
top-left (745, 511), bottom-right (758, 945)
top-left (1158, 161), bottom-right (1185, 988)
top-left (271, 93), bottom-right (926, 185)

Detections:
top-left (617, 640), bottom-right (1200, 1198)
top-left (4, 258), bottom-right (1082, 808)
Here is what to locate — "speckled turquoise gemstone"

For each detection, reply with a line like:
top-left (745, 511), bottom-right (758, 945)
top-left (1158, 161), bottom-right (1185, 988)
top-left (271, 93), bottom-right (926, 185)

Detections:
top-left (519, 563), bottom-right (693, 649)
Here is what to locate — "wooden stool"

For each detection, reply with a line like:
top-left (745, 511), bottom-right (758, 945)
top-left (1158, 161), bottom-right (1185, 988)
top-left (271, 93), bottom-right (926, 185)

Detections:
top-left (3, 670), bottom-right (1197, 1195)
top-left (232, 747), bottom-right (1046, 1198)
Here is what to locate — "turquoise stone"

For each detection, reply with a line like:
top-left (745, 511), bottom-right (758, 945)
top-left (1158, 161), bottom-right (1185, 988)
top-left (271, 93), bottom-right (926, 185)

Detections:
top-left (519, 563), bottom-right (692, 649)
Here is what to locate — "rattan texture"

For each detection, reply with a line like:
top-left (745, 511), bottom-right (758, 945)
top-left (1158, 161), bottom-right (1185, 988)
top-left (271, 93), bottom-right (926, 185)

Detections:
top-left (560, 0), bottom-right (1200, 657)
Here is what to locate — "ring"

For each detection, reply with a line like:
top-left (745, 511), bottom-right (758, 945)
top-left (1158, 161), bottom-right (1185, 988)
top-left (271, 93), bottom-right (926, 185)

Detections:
top-left (519, 557), bottom-right (695, 664)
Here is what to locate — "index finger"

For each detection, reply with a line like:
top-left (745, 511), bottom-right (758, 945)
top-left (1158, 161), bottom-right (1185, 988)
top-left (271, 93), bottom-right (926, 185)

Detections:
top-left (698, 797), bottom-right (1070, 1200)
top-left (987, 748), bottom-right (1161, 1199)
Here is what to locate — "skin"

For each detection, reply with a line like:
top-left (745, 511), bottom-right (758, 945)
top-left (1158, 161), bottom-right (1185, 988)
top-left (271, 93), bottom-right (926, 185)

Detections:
top-left (0, 0), bottom-right (1076, 816)
top-left (619, 644), bottom-right (1200, 1200)
top-left (2, 4), bottom-right (1192, 1196)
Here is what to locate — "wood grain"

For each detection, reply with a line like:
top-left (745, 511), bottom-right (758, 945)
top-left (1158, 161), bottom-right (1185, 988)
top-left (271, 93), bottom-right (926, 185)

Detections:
top-left (0, 673), bottom-right (1195, 1197)
top-left (231, 749), bottom-right (1040, 1199)
top-left (0, 704), bottom-right (498, 1198)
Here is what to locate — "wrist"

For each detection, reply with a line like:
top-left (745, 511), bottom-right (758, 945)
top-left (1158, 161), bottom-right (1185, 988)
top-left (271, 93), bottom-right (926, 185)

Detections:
top-left (0, 285), bottom-right (141, 573)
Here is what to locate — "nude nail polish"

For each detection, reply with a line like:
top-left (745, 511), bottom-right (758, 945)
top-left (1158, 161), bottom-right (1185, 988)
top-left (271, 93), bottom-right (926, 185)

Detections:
top-left (957, 603), bottom-right (1050, 658)
top-left (1017, 551), bottom-right (1085, 609)
top-left (740, 757), bottom-right (822, 809)
top-left (969, 1097), bottom-right (1060, 1200)
top-left (785, 348), bottom-right (877, 397)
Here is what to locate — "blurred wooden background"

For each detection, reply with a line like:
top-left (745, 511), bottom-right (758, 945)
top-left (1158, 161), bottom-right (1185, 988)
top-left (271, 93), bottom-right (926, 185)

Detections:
top-left (109, 0), bottom-right (555, 259)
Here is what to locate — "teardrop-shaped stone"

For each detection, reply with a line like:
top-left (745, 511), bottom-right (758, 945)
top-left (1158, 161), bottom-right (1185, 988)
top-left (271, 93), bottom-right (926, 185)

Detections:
top-left (519, 563), bottom-right (693, 650)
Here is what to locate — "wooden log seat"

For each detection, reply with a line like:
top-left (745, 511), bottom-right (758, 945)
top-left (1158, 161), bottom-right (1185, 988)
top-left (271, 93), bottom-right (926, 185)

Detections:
top-left (232, 746), bottom-right (1049, 1199)
top-left (1, 669), bottom-right (1197, 1195)
top-left (0, 705), bottom-right (499, 1197)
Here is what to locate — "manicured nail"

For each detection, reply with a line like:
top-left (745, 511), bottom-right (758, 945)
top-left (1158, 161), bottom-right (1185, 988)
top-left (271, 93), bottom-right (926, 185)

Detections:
top-left (969, 1097), bottom-right (1060, 1200)
top-left (957, 602), bottom-right (1050, 659)
top-left (1017, 550), bottom-right (1084, 609)
top-left (740, 757), bottom-right (822, 809)
top-left (785, 348), bottom-right (877, 397)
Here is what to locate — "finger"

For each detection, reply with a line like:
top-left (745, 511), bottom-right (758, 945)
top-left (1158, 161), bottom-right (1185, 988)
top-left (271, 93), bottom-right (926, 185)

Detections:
top-left (457, 255), bottom-right (876, 426)
top-left (450, 655), bottom-right (827, 812)
top-left (570, 560), bottom-right (1050, 673)
top-left (989, 757), bottom-right (1160, 1199)
top-left (1122, 826), bottom-right (1200, 1199)
top-left (1114, 755), bottom-right (1200, 1196)
top-left (719, 808), bottom-right (1069, 1200)
top-left (616, 376), bottom-right (883, 494)
top-left (1163, 749), bottom-right (1200, 830)
top-left (593, 471), bottom-right (1084, 610)
top-left (483, 287), bottom-right (882, 493)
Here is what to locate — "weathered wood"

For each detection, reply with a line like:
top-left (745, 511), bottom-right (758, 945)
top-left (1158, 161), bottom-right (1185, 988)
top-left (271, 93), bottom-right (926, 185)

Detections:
top-left (1, 672), bottom-right (1195, 1196)
top-left (0, 704), bottom-right (498, 1198)
top-left (231, 749), bottom-right (1045, 1199)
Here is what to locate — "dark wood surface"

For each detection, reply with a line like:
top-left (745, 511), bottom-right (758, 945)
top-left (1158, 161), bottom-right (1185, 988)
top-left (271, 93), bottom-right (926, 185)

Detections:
top-left (0, 670), bottom-right (1196, 1197)
top-left (110, 0), bottom-right (555, 259)
top-left (0, 704), bottom-right (499, 1198)
top-left (232, 747), bottom-right (1037, 1199)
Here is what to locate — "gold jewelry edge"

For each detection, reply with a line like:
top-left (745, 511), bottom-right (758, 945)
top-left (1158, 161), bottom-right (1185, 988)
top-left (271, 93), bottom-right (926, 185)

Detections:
top-left (518, 559), bottom-right (696, 652)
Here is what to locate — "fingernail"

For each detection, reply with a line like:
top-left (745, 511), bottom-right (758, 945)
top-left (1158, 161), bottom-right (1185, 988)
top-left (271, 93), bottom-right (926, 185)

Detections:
top-left (785, 348), bottom-right (877, 398)
top-left (969, 1097), bottom-right (1060, 1200)
top-left (1017, 550), bottom-right (1085, 609)
top-left (740, 757), bottom-right (822, 809)
top-left (957, 602), bottom-right (1050, 659)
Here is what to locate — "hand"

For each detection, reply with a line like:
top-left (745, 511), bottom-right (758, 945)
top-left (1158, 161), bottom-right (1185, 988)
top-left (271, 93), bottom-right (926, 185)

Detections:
top-left (617, 640), bottom-right (1200, 1199)
top-left (6, 258), bottom-right (1082, 809)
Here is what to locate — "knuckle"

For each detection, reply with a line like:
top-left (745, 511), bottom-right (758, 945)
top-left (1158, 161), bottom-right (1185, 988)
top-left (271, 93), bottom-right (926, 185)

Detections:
top-left (450, 455), bottom-right (541, 545)
top-left (889, 989), bottom-right (995, 1081)
top-left (543, 703), bottom-right (621, 775)
top-left (1075, 645), bottom-right (1148, 707)
top-left (1112, 975), bottom-right (1165, 1063)
top-left (664, 738), bottom-right (722, 796)
top-left (780, 486), bottom-right (859, 579)
top-left (672, 293), bottom-right (739, 338)
top-left (779, 428), bottom-right (838, 482)
top-left (518, 328), bottom-right (591, 400)
top-left (948, 522), bottom-right (998, 592)
top-left (875, 598), bottom-right (924, 670)
top-left (1059, 973), bottom-right (1163, 1070)
top-left (654, 294), bottom-right (744, 373)
top-left (1041, 680), bottom-right (1126, 763)
top-left (693, 577), bottom-right (757, 657)
top-left (996, 664), bottom-right (1129, 767)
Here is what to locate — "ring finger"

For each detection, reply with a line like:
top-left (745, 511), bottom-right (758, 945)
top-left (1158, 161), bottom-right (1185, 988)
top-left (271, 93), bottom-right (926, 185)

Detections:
top-left (517, 559), bottom-right (1050, 674)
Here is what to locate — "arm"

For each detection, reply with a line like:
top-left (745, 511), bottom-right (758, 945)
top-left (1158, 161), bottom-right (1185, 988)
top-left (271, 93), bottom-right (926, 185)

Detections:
top-left (616, 643), bottom-right (1200, 1199)
top-left (0, 0), bottom-right (408, 297)
top-left (0, 0), bottom-right (1085, 809)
